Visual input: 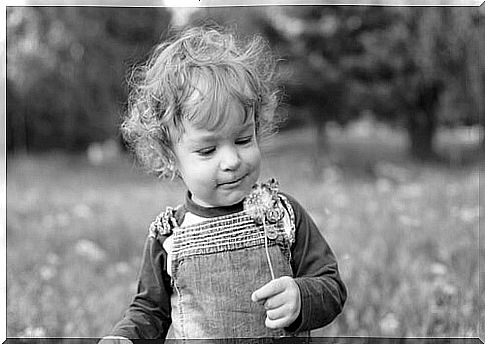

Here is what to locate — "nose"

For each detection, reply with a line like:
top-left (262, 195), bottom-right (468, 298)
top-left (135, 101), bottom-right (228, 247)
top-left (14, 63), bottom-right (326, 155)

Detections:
top-left (219, 145), bottom-right (241, 171)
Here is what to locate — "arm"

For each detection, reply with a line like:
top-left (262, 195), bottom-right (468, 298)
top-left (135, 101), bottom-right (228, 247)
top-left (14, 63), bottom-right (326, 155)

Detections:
top-left (284, 193), bottom-right (347, 332)
top-left (109, 235), bottom-right (172, 339)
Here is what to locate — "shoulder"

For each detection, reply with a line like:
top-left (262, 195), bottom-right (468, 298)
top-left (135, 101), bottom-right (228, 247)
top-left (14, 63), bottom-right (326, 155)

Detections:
top-left (277, 191), bottom-right (306, 220)
top-left (277, 190), bottom-right (317, 233)
top-left (148, 204), bottom-right (184, 242)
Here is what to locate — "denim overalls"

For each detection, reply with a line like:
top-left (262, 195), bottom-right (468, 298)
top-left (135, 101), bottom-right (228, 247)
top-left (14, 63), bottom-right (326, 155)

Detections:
top-left (150, 181), bottom-right (299, 339)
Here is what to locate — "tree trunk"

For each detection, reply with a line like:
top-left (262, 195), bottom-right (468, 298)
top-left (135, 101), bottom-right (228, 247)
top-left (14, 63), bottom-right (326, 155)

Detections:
top-left (407, 109), bottom-right (439, 161)
top-left (313, 118), bottom-right (331, 178)
top-left (407, 79), bottom-right (443, 161)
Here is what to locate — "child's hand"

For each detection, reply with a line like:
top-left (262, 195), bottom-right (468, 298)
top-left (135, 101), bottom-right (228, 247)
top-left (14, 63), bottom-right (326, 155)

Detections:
top-left (251, 276), bottom-right (301, 329)
top-left (98, 336), bottom-right (133, 344)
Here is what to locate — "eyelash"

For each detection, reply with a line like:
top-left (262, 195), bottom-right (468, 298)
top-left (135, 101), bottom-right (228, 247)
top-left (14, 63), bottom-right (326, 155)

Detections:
top-left (197, 147), bottom-right (216, 156)
top-left (235, 136), bottom-right (253, 145)
top-left (196, 136), bottom-right (253, 156)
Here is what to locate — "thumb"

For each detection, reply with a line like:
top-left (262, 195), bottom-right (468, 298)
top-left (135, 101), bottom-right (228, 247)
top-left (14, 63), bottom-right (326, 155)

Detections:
top-left (251, 278), bottom-right (285, 302)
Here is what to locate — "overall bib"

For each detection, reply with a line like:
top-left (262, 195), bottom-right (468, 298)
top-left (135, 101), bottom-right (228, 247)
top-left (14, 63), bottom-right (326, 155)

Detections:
top-left (157, 186), bottom-right (297, 339)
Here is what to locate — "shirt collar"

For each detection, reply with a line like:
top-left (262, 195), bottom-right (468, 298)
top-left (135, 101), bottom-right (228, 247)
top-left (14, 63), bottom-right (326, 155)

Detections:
top-left (183, 191), bottom-right (244, 218)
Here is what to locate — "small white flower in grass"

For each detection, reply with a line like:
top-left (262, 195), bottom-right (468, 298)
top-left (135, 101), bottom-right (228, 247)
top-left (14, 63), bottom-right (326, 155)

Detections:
top-left (459, 207), bottom-right (479, 223)
top-left (379, 313), bottom-right (399, 335)
top-left (74, 239), bottom-right (107, 262)
top-left (322, 166), bottom-right (341, 183)
top-left (39, 265), bottom-right (56, 280)
top-left (439, 281), bottom-right (457, 297)
top-left (374, 162), bottom-right (411, 184)
top-left (73, 203), bottom-right (92, 218)
top-left (432, 278), bottom-right (458, 307)
top-left (398, 183), bottom-right (423, 199)
top-left (19, 326), bottom-right (46, 337)
top-left (46, 252), bottom-right (60, 265)
top-left (115, 262), bottom-right (131, 275)
top-left (398, 215), bottom-right (421, 228)
top-left (430, 263), bottom-right (447, 276)
top-left (376, 178), bottom-right (392, 193)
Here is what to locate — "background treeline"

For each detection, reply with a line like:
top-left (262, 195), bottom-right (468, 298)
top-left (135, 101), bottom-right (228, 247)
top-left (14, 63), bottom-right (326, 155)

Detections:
top-left (6, 6), bottom-right (482, 337)
top-left (6, 6), bottom-right (484, 159)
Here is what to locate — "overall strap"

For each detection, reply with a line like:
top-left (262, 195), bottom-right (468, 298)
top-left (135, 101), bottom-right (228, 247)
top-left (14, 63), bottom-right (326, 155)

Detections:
top-left (148, 205), bottom-right (182, 241)
top-left (277, 193), bottom-right (296, 247)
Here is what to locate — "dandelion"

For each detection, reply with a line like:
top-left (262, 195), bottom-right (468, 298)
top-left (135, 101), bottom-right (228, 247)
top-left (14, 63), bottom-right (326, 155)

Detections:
top-left (459, 207), bottom-right (479, 224)
top-left (433, 279), bottom-right (458, 307)
top-left (379, 313), bottom-right (400, 335)
top-left (74, 239), bottom-right (107, 263)
top-left (19, 326), bottom-right (46, 337)
top-left (115, 262), bottom-right (131, 275)
top-left (398, 183), bottom-right (423, 199)
top-left (322, 166), bottom-right (341, 183)
top-left (46, 252), bottom-right (60, 265)
top-left (72, 203), bottom-right (92, 219)
top-left (398, 215), bottom-right (421, 228)
top-left (376, 178), bottom-right (392, 194)
top-left (39, 265), bottom-right (56, 280)
top-left (374, 161), bottom-right (411, 183)
top-left (429, 262), bottom-right (447, 276)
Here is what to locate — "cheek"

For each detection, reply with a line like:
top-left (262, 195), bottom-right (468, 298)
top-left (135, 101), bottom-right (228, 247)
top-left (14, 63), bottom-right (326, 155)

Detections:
top-left (245, 147), bottom-right (262, 173)
top-left (183, 161), bottom-right (217, 190)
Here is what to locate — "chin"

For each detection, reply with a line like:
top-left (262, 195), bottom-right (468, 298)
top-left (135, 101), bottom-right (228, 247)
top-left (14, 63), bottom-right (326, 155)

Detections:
top-left (220, 190), bottom-right (249, 207)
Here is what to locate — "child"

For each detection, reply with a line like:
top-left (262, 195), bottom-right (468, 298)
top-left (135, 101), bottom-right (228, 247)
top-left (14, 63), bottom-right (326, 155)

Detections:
top-left (104, 25), bottom-right (346, 341)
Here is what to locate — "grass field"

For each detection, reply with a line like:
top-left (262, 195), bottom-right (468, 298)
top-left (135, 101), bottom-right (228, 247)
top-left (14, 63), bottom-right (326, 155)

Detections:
top-left (6, 124), bottom-right (483, 338)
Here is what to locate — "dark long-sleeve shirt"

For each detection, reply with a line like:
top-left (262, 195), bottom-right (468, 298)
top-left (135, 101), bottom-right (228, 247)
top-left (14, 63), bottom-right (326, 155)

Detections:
top-left (110, 192), bottom-right (346, 339)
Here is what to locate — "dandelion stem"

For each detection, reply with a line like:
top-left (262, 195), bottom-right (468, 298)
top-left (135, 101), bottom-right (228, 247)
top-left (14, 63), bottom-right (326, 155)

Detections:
top-left (263, 218), bottom-right (275, 280)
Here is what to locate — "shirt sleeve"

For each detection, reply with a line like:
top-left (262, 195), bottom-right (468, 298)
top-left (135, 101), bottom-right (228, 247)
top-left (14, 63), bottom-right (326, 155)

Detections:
top-left (109, 235), bottom-right (172, 339)
top-left (282, 193), bottom-right (347, 332)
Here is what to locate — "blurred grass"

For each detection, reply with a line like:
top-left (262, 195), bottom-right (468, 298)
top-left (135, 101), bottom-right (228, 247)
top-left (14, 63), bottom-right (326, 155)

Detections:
top-left (6, 124), bottom-right (482, 337)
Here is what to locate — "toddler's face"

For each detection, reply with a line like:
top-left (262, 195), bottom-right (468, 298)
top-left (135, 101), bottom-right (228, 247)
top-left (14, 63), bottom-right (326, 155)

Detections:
top-left (173, 102), bottom-right (261, 208)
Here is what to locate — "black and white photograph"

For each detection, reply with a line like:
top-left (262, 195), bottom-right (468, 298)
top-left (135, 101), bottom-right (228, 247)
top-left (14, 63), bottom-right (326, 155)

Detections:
top-left (4, 1), bottom-right (484, 342)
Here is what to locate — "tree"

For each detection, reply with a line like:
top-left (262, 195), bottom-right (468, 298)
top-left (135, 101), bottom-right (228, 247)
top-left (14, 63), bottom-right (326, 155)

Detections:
top-left (261, 6), bottom-right (483, 160)
top-left (360, 7), bottom-right (483, 160)
top-left (7, 7), bottom-right (172, 152)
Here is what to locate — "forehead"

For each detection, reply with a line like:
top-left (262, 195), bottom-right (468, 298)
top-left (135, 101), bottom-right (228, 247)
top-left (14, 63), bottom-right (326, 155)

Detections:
top-left (180, 107), bottom-right (255, 144)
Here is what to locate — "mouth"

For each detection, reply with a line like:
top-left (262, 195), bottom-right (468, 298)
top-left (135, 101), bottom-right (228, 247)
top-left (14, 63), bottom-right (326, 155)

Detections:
top-left (218, 174), bottom-right (247, 188)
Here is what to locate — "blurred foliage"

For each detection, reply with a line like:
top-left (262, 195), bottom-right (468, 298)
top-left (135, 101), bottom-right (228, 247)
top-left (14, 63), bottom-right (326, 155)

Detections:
top-left (270, 6), bottom-right (483, 160)
top-left (7, 7), bottom-right (171, 152)
top-left (6, 6), bottom-right (483, 159)
top-left (190, 6), bottom-right (483, 160)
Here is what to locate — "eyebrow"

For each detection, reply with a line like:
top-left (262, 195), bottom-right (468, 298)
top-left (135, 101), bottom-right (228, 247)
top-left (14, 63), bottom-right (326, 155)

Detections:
top-left (188, 122), bottom-right (255, 145)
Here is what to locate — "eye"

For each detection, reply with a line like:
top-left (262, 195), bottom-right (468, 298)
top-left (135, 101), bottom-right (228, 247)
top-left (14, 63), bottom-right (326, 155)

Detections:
top-left (235, 136), bottom-right (253, 145)
top-left (196, 146), bottom-right (216, 156)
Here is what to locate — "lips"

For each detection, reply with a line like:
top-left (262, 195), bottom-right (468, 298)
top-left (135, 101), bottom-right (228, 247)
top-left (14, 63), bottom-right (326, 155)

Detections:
top-left (218, 174), bottom-right (247, 187)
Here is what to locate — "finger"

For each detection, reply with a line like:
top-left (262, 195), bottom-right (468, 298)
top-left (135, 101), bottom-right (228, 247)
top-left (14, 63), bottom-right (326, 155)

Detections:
top-left (98, 338), bottom-right (133, 344)
top-left (263, 292), bottom-right (287, 310)
top-left (265, 312), bottom-right (292, 329)
top-left (266, 304), bottom-right (290, 321)
top-left (251, 278), bottom-right (286, 302)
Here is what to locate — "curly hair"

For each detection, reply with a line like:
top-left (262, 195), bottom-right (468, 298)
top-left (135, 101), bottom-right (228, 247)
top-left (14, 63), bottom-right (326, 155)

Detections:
top-left (121, 25), bottom-right (281, 179)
